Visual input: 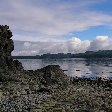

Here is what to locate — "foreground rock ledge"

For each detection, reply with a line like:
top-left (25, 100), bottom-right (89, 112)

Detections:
top-left (0, 25), bottom-right (112, 112)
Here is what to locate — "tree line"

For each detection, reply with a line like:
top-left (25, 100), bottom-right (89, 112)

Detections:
top-left (12, 50), bottom-right (112, 59)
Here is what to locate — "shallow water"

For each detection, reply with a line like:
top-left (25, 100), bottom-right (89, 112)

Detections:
top-left (18, 58), bottom-right (112, 79)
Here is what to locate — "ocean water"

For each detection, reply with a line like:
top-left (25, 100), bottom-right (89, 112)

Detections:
top-left (18, 58), bottom-right (112, 79)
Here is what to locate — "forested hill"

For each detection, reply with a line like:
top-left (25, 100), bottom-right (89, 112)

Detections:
top-left (12, 50), bottom-right (112, 59)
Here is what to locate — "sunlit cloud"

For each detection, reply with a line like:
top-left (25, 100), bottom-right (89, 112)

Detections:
top-left (88, 36), bottom-right (112, 51)
top-left (12, 36), bottom-right (112, 56)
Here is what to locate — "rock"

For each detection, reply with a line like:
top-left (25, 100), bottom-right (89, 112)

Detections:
top-left (37, 65), bottom-right (69, 86)
top-left (0, 25), bottom-right (24, 81)
top-left (13, 60), bottom-right (23, 71)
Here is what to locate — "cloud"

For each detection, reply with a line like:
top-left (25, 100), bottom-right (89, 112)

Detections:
top-left (67, 37), bottom-right (90, 53)
top-left (96, 36), bottom-right (108, 41)
top-left (88, 36), bottom-right (112, 51)
top-left (12, 36), bottom-right (112, 56)
top-left (12, 34), bottom-right (66, 42)
top-left (1, 0), bottom-right (112, 55)
top-left (12, 37), bottom-right (90, 56)
top-left (1, 0), bottom-right (112, 41)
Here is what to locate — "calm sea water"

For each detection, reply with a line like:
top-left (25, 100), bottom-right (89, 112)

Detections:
top-left (18, 58), bottom-right (112, 79)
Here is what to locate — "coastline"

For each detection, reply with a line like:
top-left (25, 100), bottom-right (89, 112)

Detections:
top-left (0, 25), bottom-right (112, 112)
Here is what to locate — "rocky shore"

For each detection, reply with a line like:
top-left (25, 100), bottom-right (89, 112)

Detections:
top-left (0, 25), bottom-right (112, 112)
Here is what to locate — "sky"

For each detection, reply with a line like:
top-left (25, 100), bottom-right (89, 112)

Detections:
top-left (0, 0), bottom-right (112, 55)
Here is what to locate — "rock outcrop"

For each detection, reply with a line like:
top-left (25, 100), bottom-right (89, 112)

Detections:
top-left (37, 65), bottom-right (69, 86)
top-left (0, 25), bottom-right (23, 71)
top-left (0, 25), bottom-right (69, 85)
top-left (0, 25), bottom-right (23, 81)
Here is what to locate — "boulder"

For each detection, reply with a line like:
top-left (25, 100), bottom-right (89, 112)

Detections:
top-left (37, 65), bottom-right (69, 86)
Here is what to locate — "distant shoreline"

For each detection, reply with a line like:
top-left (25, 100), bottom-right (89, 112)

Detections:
top-left (12, 50), bottom-right (112, 59)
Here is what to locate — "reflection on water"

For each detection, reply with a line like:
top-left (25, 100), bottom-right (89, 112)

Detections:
top-left (18, 58), bottom-right (112, 79)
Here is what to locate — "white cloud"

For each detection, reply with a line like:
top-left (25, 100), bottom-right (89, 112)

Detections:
top-left (67, 37), bottom-right (90, 53)
top-left (12, 37), bottom-right (90, 56)
top-left (24, 42), bottom-right (31, 48)
top-left (88, 36), bottom-right (112, 51)
top-left (96, 36), bottom-right (108, 41)
top-left (12, 36), bottom-right (112, 56)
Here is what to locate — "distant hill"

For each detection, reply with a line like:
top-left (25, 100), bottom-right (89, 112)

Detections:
top-left (12, 50), bottom-right (112, 59)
